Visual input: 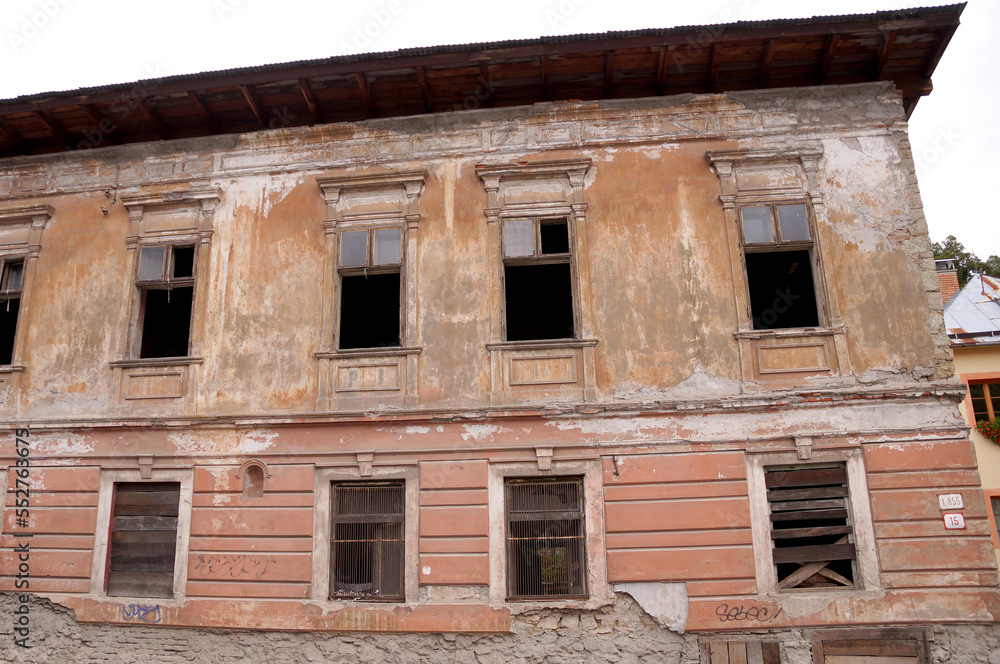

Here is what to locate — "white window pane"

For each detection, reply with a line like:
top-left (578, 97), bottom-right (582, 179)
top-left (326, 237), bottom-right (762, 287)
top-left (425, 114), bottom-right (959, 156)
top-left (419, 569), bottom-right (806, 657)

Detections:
top-left (504, 219), bottom-right (534, 257)
top-left (340, 231), bottom-right (368, 267)
top-left (741, 206), bottom-right (774, 244)
top-left (777, 204), bottom-right (811, 241)
top-left (137, 246), bottom-right (165, 280)
top-left (373, 228), bottom-right (402, 265)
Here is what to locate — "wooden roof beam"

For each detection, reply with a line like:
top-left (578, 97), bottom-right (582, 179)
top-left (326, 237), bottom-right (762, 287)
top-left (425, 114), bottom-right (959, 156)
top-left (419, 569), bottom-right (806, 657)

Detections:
top-left (0, 118), bottom-right (23, 153)
top-left (415, 67), bottom-right (432, 113)
top-left (134, 98), bottom-right (167, 139)
top-left (298, 78), bottom-right (321, 124)
top-left (817, 35), bottom-right (840, 84)
top-left (874, 30), bottom-right (897, 79)
top-left (708, 43), bottom-right (721, 92)
top-left (80, 105), bottom-right (122, 146)
top-left (355, 72), bottom-right (375, 117)
top-left (240, 85), bottom-right (267, 129)
top-left (924, 23), bottom-right (958, 78)
top-left (188, 92), bottom-right (219, 134)
top-left (759, 38), bottom-right (775, 87)
top-left (656, 46), bottom-right (667, 95)
top-left (479, 61), bottom-right (493, 108)
top-left (35, 110), bottom-right (71, 147)
top-left (604, 51), bottom-right (615, 97)
top-left (541, 55), bottom-right (551, 101)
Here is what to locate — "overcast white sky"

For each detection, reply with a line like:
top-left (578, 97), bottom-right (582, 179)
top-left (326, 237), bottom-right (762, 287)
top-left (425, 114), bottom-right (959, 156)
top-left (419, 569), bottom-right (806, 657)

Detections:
top-left (0, 0), bottom-right (996, 257)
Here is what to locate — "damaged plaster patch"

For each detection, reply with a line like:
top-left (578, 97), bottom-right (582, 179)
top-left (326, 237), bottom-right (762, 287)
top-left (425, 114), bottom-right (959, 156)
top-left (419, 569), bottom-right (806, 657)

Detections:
top-left (30, 434), bottom-right (96, 457)
top-left (460, 424), bottom-right (510, 442)
top-left (239, 429), bottom-right (278, 453)
top-left (614, 372), bottom-right (742, 402)
top-left (614, 582), bottom-right (688, 633)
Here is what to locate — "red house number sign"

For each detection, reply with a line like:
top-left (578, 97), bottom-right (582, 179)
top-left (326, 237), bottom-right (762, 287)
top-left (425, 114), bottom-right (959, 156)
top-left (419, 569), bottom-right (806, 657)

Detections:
top-left (943, 513), bottom-right (966, 530)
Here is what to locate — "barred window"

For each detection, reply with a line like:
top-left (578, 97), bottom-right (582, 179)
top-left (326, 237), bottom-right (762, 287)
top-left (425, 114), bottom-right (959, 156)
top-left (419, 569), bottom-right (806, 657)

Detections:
top-left (504, 477), bottom-right (586, 600)
top-left (766, 464), bottom-right (856, 590)
top-left (330, 481), bottom-right (405, 601)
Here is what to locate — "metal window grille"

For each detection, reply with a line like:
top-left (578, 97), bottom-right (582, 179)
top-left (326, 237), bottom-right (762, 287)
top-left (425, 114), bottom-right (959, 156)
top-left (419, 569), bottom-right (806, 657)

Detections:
top-left (505, 477), bottom-right (586, 600)
top-left (330, 481), bottom-right (405, 601)
top-left (765, 464), bottom-right (856, 590)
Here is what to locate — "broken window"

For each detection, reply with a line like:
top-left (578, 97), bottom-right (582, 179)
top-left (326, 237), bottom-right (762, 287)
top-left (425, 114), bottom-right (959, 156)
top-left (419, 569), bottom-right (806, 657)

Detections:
top-left (969, 382), bottom-right (1000, 423)
top-left (740, 203), bottom-right (820, 330)
top-left (505, 477), bottom-right (586, 600)
top-left (106, 482), bottom-right (180, 598)
top-left (330, 481), bottom-right (405, 601)
top-left (766, 464), bottom-right (856, 590)
top-left (0, 258), bottom-right (25, 365)
top-left (503, 217), bottom-right (575, 341)
top-left (337, 227), bottom-right (402, 350)
top-left (135, 244), bottom-right (195, 358)
top-left (991, 498), bottom-right (1000, 546)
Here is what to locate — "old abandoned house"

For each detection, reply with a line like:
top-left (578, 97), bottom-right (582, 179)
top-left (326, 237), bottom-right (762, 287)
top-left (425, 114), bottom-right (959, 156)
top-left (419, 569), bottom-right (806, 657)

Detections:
top-left (2, 4), bottom-right (998, 663)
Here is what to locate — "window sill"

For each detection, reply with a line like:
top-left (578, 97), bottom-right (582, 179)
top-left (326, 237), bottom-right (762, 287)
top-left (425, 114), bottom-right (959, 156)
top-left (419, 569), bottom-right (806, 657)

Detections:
top-left (111, 357), bottom-right (204, 368)
top-left (0, 364), bottom-right (26, 373)
top-left (315, 347), bottom-right (421, 410)
top-left (487, 338), bottom-right (598, 351)
top-left (733, 327), bottom-right (849, 383)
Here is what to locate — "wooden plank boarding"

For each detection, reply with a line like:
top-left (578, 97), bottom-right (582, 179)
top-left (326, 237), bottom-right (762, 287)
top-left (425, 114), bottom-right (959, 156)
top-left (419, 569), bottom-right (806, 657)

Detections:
top-left (107, 482), bottom-right (180, 598)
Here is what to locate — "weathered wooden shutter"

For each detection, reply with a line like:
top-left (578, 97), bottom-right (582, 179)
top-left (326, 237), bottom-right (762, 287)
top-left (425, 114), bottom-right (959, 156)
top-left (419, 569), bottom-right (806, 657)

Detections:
top-left (766, 465), bottom-right (856, 589)
top-left (107, 482), bottom-right (180, 598)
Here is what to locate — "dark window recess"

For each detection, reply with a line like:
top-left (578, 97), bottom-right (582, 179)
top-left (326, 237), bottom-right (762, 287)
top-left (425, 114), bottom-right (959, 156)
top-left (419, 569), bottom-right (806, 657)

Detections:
top-left (330, 481), bottom-right (405, 601)
top-left (339, 272), bottom-right (401, 349)
top-left (505, 264), bottom-right (575, 341)
top-left (766, 464), bottom-right (856, 590)
top-left (0, 260), bottom-right (24, 365)
top-left (505, 477), bottom-right (586, 600)
top-left (107, 482), bottom-right (180, 599)
top-left (746, 250), bottom-right (819, 330)
top-left (172, 246), bottom-right (195, 278)
top-left (139, 287), bottom-right (193, 358)
top-left (991, 497), bottom-right (1000, 539)
top-left (540, 220), bottom-right (570, 255)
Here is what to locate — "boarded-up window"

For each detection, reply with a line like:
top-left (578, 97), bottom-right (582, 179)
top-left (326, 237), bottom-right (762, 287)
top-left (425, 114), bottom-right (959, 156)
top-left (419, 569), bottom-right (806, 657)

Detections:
top-left (106, 482), bottom-right (180, 598)
top-left (705, 640), bottom-right (782, 664)
top-left (505, 477), bottom-right (586, 600)
top-left (766, 464), bottom-right (856, 590)
top-left (330, 481), bottom-right (405, 601)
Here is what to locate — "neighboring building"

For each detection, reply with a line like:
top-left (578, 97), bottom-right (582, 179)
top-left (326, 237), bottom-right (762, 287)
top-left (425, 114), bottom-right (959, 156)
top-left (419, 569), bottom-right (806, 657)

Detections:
top-left (941, 260), bottom-right (1000, 571)
top-left (2, 5), bottom-right (999, 662)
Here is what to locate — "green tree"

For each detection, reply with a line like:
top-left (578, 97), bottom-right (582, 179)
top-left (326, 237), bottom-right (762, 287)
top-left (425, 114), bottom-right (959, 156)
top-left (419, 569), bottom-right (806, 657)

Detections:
top-left (933, 235), bottom-right (1000, 287)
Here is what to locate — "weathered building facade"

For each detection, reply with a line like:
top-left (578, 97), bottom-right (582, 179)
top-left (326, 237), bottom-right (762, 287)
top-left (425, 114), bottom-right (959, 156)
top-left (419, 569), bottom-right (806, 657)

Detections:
top-left (2, 5), bottom-right (998, 662)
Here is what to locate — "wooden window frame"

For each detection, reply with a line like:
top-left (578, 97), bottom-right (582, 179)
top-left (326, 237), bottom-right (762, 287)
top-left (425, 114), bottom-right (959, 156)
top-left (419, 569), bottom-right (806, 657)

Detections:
top-left (986, 490), bottom-right (1000, 551)
top-left (132, 241), bottom-right (198, 359)
top-left (503, 476), bottom-right (587, 601)
top-left (89, 468), bottom-right (194, 601)
top-left (311, 465), bottom-right (419, 604)
top-left (487, 458), bottom-right (608, 607)
top-left (335, 223), bottom-right (406, 350)
top-left (746, 448), bottom-right (880, 595)
top-left (329, 479), bottom-right (406, 602)
top-left (811, 626), bottom-right (931, 664)
top-left (967, 380), bottom-right (1000, 423)
top-left (0, 255), bottom-right (27, 365)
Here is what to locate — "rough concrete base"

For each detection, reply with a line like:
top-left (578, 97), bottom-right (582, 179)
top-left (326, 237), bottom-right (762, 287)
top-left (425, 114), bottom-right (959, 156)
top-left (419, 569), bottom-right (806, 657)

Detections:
top-left (3, 593), bottom-right (999, 664)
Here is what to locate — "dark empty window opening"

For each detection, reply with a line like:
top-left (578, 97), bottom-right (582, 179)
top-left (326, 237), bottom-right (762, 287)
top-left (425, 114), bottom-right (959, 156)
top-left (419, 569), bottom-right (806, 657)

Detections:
top-left (0, 259), bottom-right (24, 365)
top-left (330, 481), bottom-right (405, 601)
top-left (505, 264), bottom-right (574, 341)
top-left (107, 482), bottom-right (180, 599)
top-left (505, 477), bottom-right (586, 600)
top-left (136, 244), bottom-right (196, 359)
top-left (502, 217), bottom-right (575, 342)
top-left (339, 273), bottom-right (401, 349)
top-left (765, 464), bottom-right (856, 590)
top-left (745, 250), bottom-right (819, 330)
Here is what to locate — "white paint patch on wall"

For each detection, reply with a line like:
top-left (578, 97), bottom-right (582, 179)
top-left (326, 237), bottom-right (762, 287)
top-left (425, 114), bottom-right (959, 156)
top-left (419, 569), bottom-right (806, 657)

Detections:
top-left (239, 429), bottom-right (278, 453)
top-left (30, 434), bottom-right (96, 457)
top-left (460, 424), bottom-right (511, 442)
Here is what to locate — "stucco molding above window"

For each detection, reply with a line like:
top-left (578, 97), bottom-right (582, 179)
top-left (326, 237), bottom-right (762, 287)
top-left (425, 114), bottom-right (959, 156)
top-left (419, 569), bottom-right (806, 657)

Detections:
top-left (706, 147), bottom-right (851, 385)
top-left (314, 170), bottom-right (426, 411)
top-left (476, 160), bottom-right (599, 405)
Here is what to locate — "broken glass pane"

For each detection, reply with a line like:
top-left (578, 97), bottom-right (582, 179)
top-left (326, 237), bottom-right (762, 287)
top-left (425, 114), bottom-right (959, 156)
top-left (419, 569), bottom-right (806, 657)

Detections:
top-left (373, 228), bottom-right (402, 265)
top-left (777, 204), bottom-right (810, 241)
top-left (540, 220), bottom-right (570, 255)
top-left (340, 231), bottom-right (368, 267)
top-left (741, 206), bottom-right (774, 244)
top-left (4, 262), bottom-right (23, 291)
top-left (504, 219), bottom-right (534, 257)
top-left (137, 246), bottom-right (166, 281)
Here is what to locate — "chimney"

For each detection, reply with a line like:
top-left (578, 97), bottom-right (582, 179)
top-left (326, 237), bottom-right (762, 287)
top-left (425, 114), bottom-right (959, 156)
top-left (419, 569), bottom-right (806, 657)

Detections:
top-left (935, 259), bottom-right (959, 305)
